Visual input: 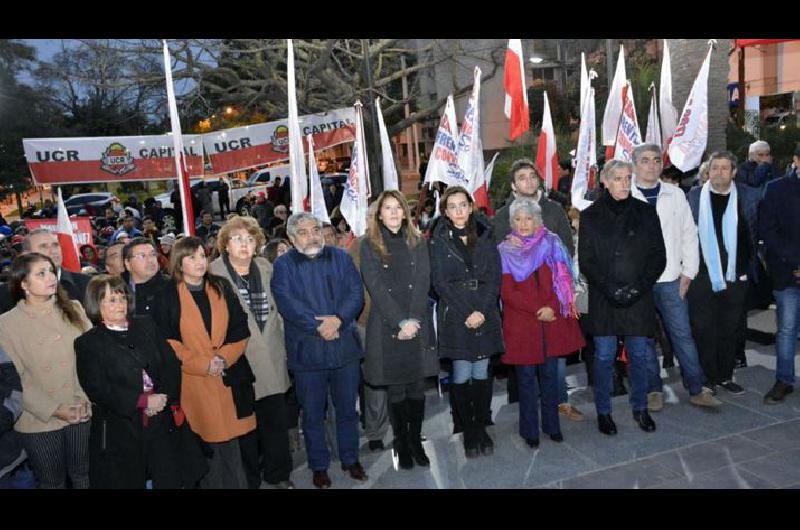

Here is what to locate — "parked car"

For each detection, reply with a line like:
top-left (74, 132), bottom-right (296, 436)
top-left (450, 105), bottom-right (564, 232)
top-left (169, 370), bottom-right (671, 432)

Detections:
top-left (38, 192), bottom-right (115, 217)
top-left (247, 165), bottom-right (291, 188)
top-left (153, 177), bottom-right (268, 226)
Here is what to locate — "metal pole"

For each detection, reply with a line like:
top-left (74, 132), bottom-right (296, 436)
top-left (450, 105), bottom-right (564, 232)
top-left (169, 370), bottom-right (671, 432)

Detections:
top-left (738, 46), bottom-right (746, 128)
top-left (362, 39), bottom-right (384, 196)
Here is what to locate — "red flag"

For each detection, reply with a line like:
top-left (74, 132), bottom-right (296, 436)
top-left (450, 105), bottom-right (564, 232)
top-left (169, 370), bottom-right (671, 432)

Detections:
top-left (56, 189), bottom-right (81, 273)
top-left (504, 39), bottom-right (529, 141)
top-left (535, 92), bottom-right (558, 191)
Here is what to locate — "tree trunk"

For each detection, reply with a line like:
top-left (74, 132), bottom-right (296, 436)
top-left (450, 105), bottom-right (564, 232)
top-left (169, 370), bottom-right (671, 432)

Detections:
top-left (668, 39), bottom-right (732, 154)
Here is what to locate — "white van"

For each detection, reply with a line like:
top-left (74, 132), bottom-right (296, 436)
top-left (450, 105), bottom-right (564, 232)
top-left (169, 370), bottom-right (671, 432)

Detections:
top-left (248, 165), bottom-right (291, 188)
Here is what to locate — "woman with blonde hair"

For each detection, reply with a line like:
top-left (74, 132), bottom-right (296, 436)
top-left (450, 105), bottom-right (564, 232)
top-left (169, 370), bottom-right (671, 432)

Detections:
top-left (210, 216), bottom-right (294, 489)
top-left (0, 253), bottom-right (92, 488)
top-left (359, 190), bottom-right (438, 470)
top-left (154, 236), bottom-right (255, 488)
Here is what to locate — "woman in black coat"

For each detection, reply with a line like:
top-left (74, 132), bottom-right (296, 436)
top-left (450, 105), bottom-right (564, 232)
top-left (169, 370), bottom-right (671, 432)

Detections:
top-left (578, 160), bottom-right (666, 436)
top-left (75, 275), bottom-right (207, 488)
top-left (360, 190), bottom-right (438, 471)
top-left (429, 186), bottom-right (503, 458)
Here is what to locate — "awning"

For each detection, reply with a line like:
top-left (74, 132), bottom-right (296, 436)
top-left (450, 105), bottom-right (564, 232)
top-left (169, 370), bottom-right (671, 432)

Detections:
top-left (735, 39), bottom-right (799, 48)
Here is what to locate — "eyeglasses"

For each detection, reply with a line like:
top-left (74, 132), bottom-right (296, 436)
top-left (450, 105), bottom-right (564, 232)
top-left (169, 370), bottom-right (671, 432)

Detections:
top-left (230, 234), bottom-right (256, 245)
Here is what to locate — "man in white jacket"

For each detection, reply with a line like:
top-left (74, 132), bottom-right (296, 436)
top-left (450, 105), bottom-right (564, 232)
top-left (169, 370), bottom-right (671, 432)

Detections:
top-left (631, 144), bottom-right (721, 409)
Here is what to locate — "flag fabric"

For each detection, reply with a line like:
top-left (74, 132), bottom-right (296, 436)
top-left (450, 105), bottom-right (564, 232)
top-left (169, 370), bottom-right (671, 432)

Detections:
top-left (645, 83), bottom-right (662, 149)
top-left (536, 91), bottom-right (558, 191)
top-left (56, 188), bottom-right (81, 272)
top-left (613, 82), bottom-right (642, 163)
top-left (572, 87), bottom-right (597, 212)
top-left (580, 52), bottom-right (589, 118)
top-left (307, 134), bottom-right (331, 225)
top-left (162, 40), bottom-right (194, 235)
top-left (504, 39), bottom-right (529, 141)
top-left (340, 101), bottom-right (369, 237)
top-left (424, 95), bottom-right (462, 187)
top-left (287, 39), bottom-right (308, 214)
top-left (669, 42), bottom-right (714, 172)
top-left (659, 39), bottom-right (679, 158)
top-left (473, 152), bottom-right (499, 215)
top-left (602, 44), bottom-right (627, 146)
top-left (375, 97), bottom-right (399, 192)
top-left (457, 66), bottom-right (484, 193)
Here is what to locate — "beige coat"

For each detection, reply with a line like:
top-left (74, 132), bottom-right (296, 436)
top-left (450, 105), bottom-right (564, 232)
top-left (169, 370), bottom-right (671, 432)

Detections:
top-left (210, 256), bottom-right (290, 399)
top-left (0, 299), bottom-right (91, 433)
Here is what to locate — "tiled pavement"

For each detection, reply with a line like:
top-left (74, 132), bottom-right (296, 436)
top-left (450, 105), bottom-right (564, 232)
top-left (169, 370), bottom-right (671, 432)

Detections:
top-left (279, 310), bottom-right (800, 489)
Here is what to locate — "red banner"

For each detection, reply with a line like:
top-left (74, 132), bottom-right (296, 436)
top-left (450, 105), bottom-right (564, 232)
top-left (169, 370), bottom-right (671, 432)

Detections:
top-left (24, 217), bottom-right (94, 248)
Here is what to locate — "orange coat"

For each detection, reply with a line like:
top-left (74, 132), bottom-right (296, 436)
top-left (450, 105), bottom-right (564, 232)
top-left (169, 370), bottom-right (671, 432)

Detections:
top-left (166, 281), bottom-right (255, 443)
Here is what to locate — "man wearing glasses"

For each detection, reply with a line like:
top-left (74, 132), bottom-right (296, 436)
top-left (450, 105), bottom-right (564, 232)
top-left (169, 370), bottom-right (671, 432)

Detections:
top-left (122, 237), bottom-right (170, 316)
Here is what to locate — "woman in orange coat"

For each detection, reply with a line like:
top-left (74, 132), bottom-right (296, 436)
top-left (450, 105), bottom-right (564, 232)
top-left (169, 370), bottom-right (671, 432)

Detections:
top-left (155, 236), bottom-right (255, 488)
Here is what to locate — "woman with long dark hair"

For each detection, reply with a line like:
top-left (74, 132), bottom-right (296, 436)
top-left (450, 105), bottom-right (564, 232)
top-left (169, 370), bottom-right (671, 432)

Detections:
top-left (0, 253), bottom-right (92, 488)
top-left (360, 190), bottom-right (438, 470)
top-left (429, 186), bottom-right (503, 458)
top-left (154, 236), bottom-right (255, 488)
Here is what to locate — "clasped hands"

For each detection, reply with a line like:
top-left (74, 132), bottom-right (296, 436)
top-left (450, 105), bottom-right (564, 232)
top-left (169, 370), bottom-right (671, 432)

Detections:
top-left (207, 353), bottom-right (227, 377)
top-left (397, 319), bottom-right (421, 340)
top-left (465, 311), bottom-right (485, 329)
top-left (611, 284), bottom-right (641, 306)
top-left (144, 393), bottom-right (168, 417)
top-left (54, 401), bottom-right (91, 424)
top-left (316, 315), bottom-right (342, 341)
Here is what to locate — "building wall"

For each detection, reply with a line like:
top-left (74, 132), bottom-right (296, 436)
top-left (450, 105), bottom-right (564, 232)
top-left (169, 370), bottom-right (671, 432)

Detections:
top-left (729, 41), bottom-right (800, 96)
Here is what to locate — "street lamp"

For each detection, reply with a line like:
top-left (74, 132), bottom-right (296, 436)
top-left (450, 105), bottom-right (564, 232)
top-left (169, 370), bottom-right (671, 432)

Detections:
top-left (225, 106), bottom-right (234, 115)
top-left (529, 57), bottom-right (544, 64)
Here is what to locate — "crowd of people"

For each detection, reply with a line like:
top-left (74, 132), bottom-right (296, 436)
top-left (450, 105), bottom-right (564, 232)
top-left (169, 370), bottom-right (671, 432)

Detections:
top-left (0, 139), bottom-right (799, 489)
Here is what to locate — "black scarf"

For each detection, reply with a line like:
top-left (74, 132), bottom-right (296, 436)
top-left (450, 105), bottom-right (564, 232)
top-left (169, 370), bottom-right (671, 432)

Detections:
top-left (446, 218), bottom-right (473, 268)
top-left (222, 252), bottom-right (267, 331)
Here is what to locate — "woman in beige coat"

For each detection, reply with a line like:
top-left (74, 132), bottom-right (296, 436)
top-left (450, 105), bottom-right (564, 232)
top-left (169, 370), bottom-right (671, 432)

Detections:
top-left (0, 253), bottom-right (92, 488)
top-left (211, 216), bottom-right (293, 489)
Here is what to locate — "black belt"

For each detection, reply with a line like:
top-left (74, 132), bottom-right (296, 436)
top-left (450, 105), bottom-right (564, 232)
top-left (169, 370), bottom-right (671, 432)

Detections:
top-left (452, 279), bottom-right (481, 290)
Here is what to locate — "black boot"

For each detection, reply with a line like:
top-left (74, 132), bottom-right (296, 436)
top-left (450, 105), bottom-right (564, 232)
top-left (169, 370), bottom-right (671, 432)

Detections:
top-left (451, 382), bottom-right (479, 458)
top-left (449, 376), bottom-right (464, 434)
top-left (406, 399), bottom-right (430, 467)
top-left (507, 366), bottom-right (519, 404)
top-left (472, 379), bottom-right (494, 456)
top-left (389, 401), bottom-right (414, 470)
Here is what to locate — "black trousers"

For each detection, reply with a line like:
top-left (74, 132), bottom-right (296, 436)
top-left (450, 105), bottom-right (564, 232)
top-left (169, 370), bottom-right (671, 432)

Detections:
top-left (239, 393), bottom-right (293, 487)
top-left (219, 196), bottom-right (230, 217)
top-left (687, 270), bottom-right (748, 385)
top-left (19, 421), bottom-right (90, 489)
top-left (386, 379), bottom-right (427, 404)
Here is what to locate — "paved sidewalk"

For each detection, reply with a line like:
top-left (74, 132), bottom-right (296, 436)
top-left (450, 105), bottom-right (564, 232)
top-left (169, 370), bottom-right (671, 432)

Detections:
top-left (282, 310), bottom-right (800, 489)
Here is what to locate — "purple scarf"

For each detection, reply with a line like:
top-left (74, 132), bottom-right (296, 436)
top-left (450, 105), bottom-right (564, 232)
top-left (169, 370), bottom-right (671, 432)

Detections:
top-left (498, 228), bottom-right (578, 318)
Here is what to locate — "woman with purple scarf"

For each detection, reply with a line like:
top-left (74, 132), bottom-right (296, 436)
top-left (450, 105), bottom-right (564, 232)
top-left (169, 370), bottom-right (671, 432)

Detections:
top-left (499, 197), bottom-right (585, 448)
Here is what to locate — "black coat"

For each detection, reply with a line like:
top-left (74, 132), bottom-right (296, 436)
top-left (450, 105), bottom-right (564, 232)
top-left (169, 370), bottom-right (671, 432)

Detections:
top-left (359, 230), bottom-right (438, 386)
top-left (74, 316), bottom-right (208, 488)
top-left (0, 269), bottom-right (90, 315)
top-left (122, 271), bottom-right (170, 317)
top-left (760, 175), bottom-right (800, 290)
top-left (578, 191), bottom-right (667, 337)
top-left (429, 216), bottom-right (504, 360)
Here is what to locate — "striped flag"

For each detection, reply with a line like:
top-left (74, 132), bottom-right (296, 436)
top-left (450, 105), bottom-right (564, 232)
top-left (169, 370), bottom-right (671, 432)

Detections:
top-left (504, 39), bottom-right (529, 141)
top-left (56, 188), bottom-right (81, 272)
top-left (536, 91), bottom-right (558, 191)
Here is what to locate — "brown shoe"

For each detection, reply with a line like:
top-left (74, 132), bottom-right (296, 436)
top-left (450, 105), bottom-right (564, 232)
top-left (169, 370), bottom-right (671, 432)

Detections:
top-left (341, 462), bottom-right (368, 481)
top-left (312, 470), bottom-right (331, 489)
top-left (558, 403), bottom-right (585, 421)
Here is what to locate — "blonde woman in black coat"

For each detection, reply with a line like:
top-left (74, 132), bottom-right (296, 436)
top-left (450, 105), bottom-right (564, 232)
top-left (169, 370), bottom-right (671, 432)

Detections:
top-left (359, 191), bottom-right (438, 470)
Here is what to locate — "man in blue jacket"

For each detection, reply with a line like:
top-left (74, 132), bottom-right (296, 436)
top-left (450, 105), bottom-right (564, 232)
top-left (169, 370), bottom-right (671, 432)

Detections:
top-left (759, 144), bottom-right (800, 404)
top-left (271, 212), bottom-right (366, 489)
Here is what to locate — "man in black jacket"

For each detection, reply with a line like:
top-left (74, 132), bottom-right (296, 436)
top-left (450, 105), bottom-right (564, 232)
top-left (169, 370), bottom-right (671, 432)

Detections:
top-left (759, 144), bottom-right (800, 404)
top-left (0, 229), bottom-right (90, 314)
top-left (0, 344), bottom-right (31, 487)
top-left (121, 237), bottom-right (170, 316)
top-left (579, 160), bottom-right (667, 436)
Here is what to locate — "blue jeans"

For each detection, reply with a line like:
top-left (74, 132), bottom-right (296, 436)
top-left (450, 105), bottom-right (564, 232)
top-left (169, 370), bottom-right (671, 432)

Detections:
top-left (293, 361), bottom-right (361, 471)
top-left (594, 336), bottom-right (649, 415)
top-left (557, 357), bottom-right (568, 404)
top-left (646, 280), bottom-right (705, 395)
top-left (774, 287), bottom-right (800, 385)
top-left (452, 358), bottom-right (490, 384)
top-left (517, 358), bottom-right (561, 440)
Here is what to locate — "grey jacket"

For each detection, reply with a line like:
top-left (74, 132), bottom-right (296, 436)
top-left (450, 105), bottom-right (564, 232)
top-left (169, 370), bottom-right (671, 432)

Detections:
top-left (210, 256), bottom-right (291, 399)
top-left (492, 192), bottom-right (574, 256)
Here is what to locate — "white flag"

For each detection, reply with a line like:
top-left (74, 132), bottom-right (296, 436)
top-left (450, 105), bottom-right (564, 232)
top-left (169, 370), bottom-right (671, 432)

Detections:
top-left (659, 39), bottom-right (679, 154)
top-left (669, 42), bottom-right (714, 172)
top-left (602, 45), bottom-right (627, 146)
top-left (375, 98), bottom-right (399, 192)
top-left (341, 101), bottom-right (369, 237)
top-left (307, 134), bottom-right (331, 225)
top-left (287, 39), bottom-right (308, 213)
top-left (162, 40), bottom-right (193, 234)
top-left (613, 81), bottom-right (642, 163)
top-left (572, 87), bottom-right (597, 211)
top-left (484, 152), bottom-right (500, 190)
top-left (457, 66), bottom-right (484, 193)
top-left (424, 95), bottom-right (461, 187)
top-left (645, 84), bottom-right (662, 148)
top-left (580, 52), bottom-right (589, 118)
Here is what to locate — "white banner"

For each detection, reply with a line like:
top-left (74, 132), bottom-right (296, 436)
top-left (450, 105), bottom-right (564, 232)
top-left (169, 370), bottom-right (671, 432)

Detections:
top-left (376, 97), bottom-right (399, 192)
top-left (669, 43), bottom-right (714, 172)
top-left (424, 95), bottom-right (463, 187)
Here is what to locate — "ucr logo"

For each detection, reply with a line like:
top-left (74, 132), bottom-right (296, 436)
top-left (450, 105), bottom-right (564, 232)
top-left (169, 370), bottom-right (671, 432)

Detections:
top-left (271, 125), bottom-right (289, 153)
top-left (100, 142), bottom-right (136, 176)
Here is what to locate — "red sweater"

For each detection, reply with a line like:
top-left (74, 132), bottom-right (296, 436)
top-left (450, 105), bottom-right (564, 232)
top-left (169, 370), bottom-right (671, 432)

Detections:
top-left (500, 265), bottom-right (585, 365)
